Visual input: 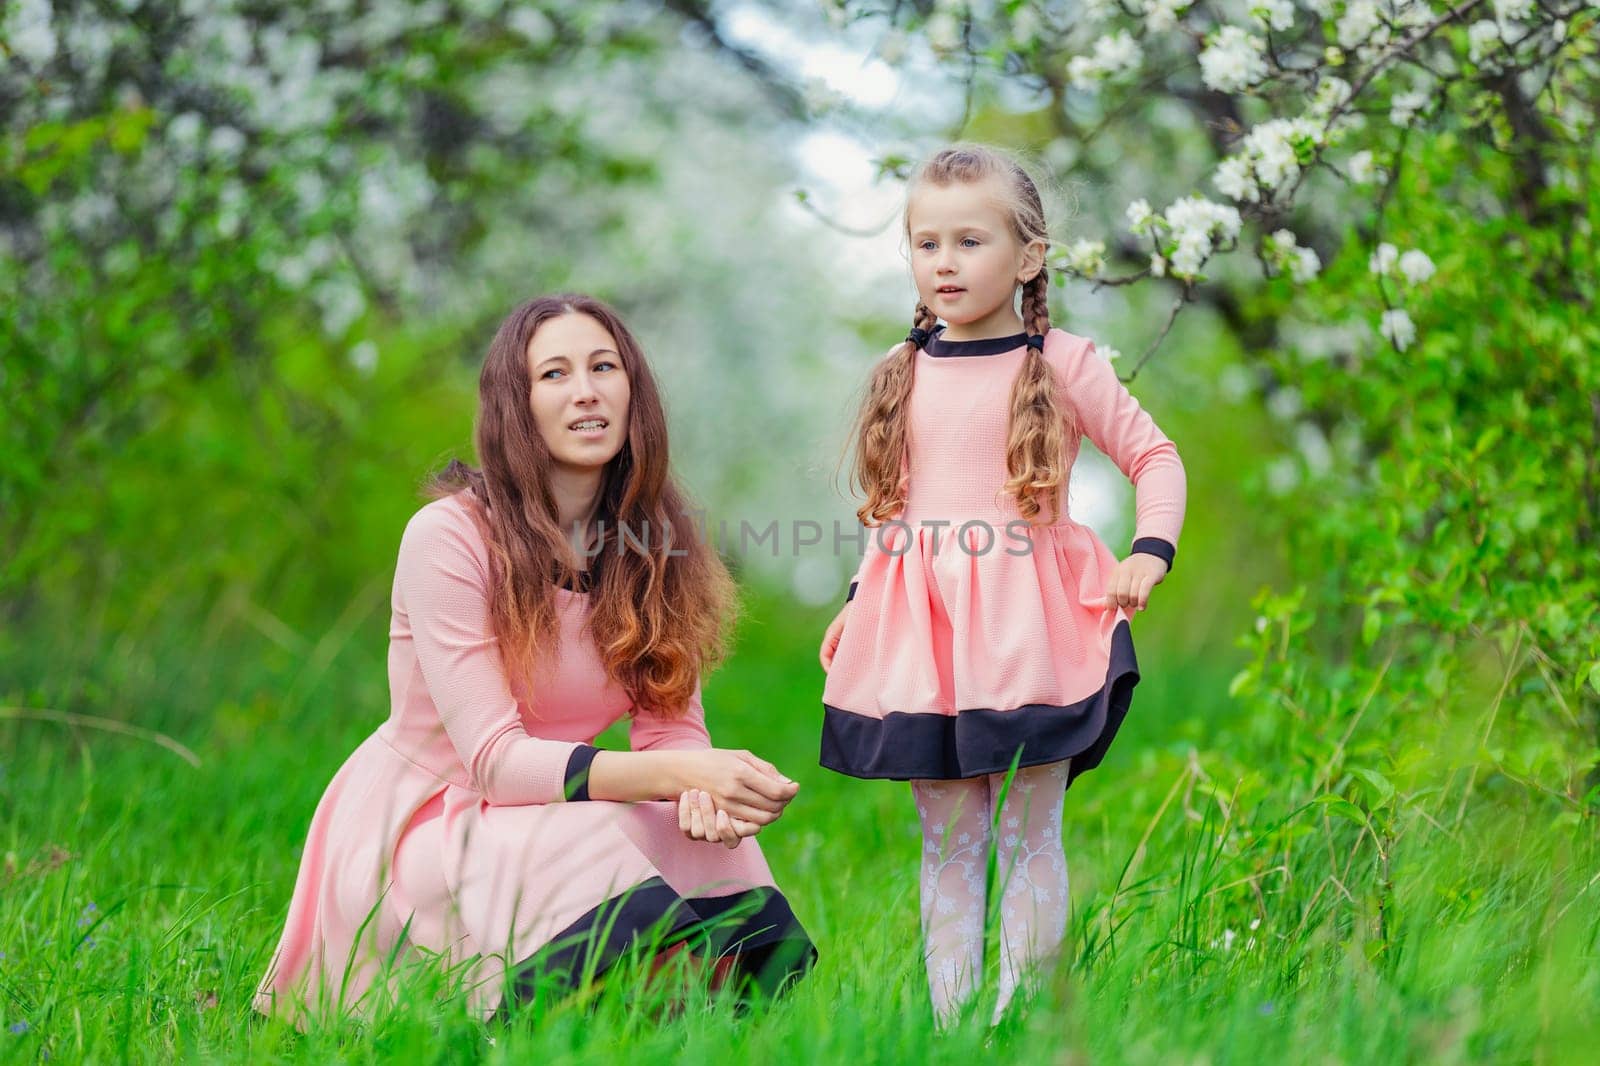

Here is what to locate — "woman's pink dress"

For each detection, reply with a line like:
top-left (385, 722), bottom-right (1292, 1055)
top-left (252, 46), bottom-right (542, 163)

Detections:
top-left (255, 492), bottom-right (813, 1025)
top-left (821, 327), bottom-right (1186, 784)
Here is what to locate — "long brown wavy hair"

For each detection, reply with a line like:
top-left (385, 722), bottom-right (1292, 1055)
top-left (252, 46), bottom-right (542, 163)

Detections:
top-left (851, 144), bottom-right (1077, 525)
top-left (431, 294), bottom-right (737, 717)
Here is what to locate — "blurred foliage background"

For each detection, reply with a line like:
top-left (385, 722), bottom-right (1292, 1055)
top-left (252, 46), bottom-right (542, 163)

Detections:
top-left (2, 1), bottom-right (1598, 1062)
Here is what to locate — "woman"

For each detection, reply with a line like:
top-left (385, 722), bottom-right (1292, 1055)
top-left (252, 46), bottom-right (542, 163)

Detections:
top-left (255, 294), bottom-right (815, 1025)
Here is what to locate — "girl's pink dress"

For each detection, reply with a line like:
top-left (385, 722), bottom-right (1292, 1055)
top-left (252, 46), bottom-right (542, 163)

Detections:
top-left (255, 492), bottom-right (813, 1024)
top-left (821, 327), bottom-right (1186, 784)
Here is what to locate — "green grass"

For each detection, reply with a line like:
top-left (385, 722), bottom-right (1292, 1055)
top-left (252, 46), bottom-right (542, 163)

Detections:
top-left (2, 586), bottom-right (1598, 1064)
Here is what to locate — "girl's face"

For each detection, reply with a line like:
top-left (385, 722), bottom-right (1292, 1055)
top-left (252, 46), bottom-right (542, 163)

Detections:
top-left (526, 312), bottom-right (632, 476)
top-left (907, 175), bottom-right (1046, 340)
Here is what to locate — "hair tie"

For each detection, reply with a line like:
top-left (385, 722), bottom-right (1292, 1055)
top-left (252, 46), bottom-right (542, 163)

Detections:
top-left (906, 327), bottom-right (932, 348)
top-left (1025, 333), bottom-right (1046, 352)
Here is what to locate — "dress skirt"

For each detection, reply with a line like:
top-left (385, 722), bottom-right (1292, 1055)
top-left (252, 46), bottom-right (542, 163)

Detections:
top-left (820, 518), bottom-right (1139, 785)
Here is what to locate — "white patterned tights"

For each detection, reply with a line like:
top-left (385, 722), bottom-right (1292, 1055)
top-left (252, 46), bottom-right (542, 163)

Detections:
top-left (910, 760), bottom-right (1071, 1024)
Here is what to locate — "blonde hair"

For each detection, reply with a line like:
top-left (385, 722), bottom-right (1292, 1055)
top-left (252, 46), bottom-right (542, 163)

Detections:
top-left (850, 143), bottom-right (1076, 525)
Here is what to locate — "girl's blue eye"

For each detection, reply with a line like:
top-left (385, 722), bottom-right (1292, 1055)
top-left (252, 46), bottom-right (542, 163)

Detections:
top-left (961, 237), bottom-right (979, 247)
top-left (919, 240), bottom-right (937, 251)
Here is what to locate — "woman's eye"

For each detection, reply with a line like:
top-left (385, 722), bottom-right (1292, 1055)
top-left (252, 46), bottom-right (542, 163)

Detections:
top-left (594, 360), bottom-right (618, 372)
top-left (541, 368), bottom-right (565, 380)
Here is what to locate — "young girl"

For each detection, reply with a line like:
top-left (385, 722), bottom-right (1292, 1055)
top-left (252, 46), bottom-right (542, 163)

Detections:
top-left (817, 145), bottom-right (1186, 1023)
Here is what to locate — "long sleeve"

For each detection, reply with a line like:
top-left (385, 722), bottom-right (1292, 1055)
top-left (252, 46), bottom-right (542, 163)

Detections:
top-left (397, 503), bottom-right (584, 806)
top-left (1052, 330), bottom-right (1187, 564)
top-left (629, 682), bottom-right (713, 752)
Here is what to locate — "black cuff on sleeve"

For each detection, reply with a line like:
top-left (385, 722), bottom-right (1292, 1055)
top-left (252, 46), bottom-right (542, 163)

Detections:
top-left (563, 744), bottom-right (601, 802)
top-left (845, 580), bottom-right (859, 604)
top-left (1129, 537), bottom-right (1176, 571)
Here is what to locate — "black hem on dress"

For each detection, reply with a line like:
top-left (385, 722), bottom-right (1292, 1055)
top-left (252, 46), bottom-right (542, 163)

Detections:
top-left (818, 619), bottom-right (1140, 784)
top-left (497, 878), bottom-right (816, 1015)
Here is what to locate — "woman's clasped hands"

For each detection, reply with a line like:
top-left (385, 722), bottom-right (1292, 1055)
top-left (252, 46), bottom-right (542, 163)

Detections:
top-left (674, 749), bottom-right (798, 850)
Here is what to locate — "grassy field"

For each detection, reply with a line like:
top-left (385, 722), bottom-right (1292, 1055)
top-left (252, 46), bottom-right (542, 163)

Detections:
top-left (2, 585), bottom-right (1597, 1064)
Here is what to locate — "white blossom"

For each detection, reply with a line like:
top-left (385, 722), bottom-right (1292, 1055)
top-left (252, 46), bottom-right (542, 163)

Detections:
top-left (878, 29), bottom-right (909, 65)
top-left (207, 126), bottom-right (246, 159)
top-left (1493, 0), bottom-right (1534, 21)
top-left (1291, 246), bottom-right (1322, 282)
top-left (1379, 308), bottom-right (1416, 350)
top-left (1252, 0), bottom-right (1295, 32)
top-left (1199, 26), bottom-right (1268, 94)
top-left (926, 11), bottom-right (963, 53)
top-left (1297, 422), bottom-right (1332, 474)
top-left (508, 7), bottom-right (555, 45)
top-left (802, 77), bottom-right (843, 115)
top-left (1468, 20), bottom-right (1502, 61)
top-left (1213, 156), bottom-right (1257, 202)
top-left (1150, 253), bottom-right (1168, 277)
top-left (1266, 456), bottom-right (1301, 495)
top-left (1084, 0), bottom-right (1121, 23)
top-left (1092, 30), bottom-right (1143, 80)
top-left (1141, 0), bottom-right (1192, 33)
top-left (1337, 0), bottom-right (1381, 49)
top-left (1165, 194), bottom-right (1243, 244)
top-left (1101, 344), bottom-right (1123, 362)
top-left (1369, 242), bottom-right (1399, 276)
top-left (1267, 385), bottom-right (1302, 421)
top-left (168, 112), bottom-right (204, 149)
top-left (1239, 117), bottom-right (1321, 193)
top-left (1347, 149), bottom-right (1378, 184)
top-left (1068, 30), bottom-right (1143, 90)
top-left (348, 340), bottom-right (379, 375)
top-left (1067, 54), bottom-right (1100, 92)
top-left (1389, 88), bottom-right (1430, 127)
top-left (1065, 238), bottom-right (1108, 275)
top-left (1307, 76), bottom-right (1354, 122)
top-left (6, 0), bottom-right (59, 66)
top-left (1010, 5), bottom-right (1041, 44)
top-left (1126, 198), bottom-right (1155, 232)
top-left (1398, 249), bottom-right (1436, 284)
top-left (315, 278), bottom-right (367, 337)
top-left (1171, 235), bottom-right (1207, 276)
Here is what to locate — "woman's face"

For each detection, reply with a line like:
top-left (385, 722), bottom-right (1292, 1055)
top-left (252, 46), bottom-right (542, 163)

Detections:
top-left (526, 312), bottom-right (632, 476)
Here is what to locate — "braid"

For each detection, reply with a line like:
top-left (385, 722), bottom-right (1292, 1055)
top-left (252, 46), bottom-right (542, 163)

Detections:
top-left (1020, 270), bottom-right (1050, 339)
top-left (909, 300), bottom-right (937, 345)
top-left (851, 301), bottom-right (935, 524)
top-left (1003, 270), bottom-right (1075, 523)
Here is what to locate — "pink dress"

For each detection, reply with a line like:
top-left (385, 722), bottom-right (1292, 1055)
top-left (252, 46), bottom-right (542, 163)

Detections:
top-left (821, 327), bottom-right (1186, 784)
top-left (255, 492), bottom-right (813, 1025)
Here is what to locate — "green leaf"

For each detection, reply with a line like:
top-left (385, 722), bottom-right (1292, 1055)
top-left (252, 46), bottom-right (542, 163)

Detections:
top-left (1313, 794), bottom-right (1371, 829)
top-left (1347, 767), bottom-right (1396, 808)
top-left (1362, 606), bottom-right (1383, 646)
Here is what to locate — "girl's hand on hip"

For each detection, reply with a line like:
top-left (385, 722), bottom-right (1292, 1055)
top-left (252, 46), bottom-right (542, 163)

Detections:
top-left (819, 603), bottom-right (851, 671)
top-left (677, 749), bottom-right (799, 826)
top-left (678, 789), bottom-right (758, 849)
top-left (1101, 553), bottom-right (1169, 613)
